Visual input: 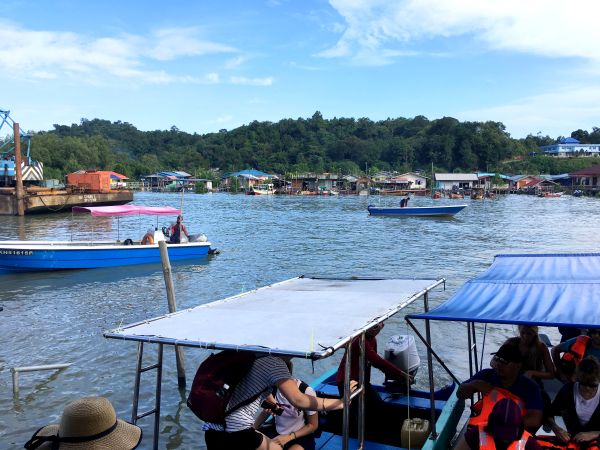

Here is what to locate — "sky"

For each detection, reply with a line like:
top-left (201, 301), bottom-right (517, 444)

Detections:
top-left (1, 0), bottom-right (599, 139)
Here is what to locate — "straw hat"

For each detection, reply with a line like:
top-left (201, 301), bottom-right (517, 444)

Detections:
top-left (24, 397), bottom-right (142, 449)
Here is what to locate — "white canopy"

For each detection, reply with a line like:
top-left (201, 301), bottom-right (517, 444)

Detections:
top-left (105, 276), bottom-right (443, 359)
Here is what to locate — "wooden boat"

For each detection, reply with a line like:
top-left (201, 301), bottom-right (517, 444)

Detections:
top-left (368, 204), bottom-right (467, 217)
top-left (538, 191), bottom-right (564, 198)
top-left (105, 276), bottom-right (465, 450)
top-left (0, 205), bottom-right (212, 273)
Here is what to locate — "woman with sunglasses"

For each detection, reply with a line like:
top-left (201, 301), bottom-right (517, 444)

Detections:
top-left (547, 356), bottom-right (600, 446)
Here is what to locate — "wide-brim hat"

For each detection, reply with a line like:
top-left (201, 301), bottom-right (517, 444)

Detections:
top-left (25, 397), bottom-right (142, 449)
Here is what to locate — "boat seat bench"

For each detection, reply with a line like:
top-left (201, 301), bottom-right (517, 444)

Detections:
top-left (316, 383), bottom-right (446, 411)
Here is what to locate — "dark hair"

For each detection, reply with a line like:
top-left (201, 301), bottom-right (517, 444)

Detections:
top-left (576, 356), bottom-right (600, 385)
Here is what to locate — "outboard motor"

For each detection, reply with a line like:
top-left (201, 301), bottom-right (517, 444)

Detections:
top-left (154, 228), bottom-right (166, 242)
top-left (384, 335), bottom-right (420, 383)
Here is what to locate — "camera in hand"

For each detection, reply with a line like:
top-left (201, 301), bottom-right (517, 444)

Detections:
top-left (260, 399), bottom-right (284, 416)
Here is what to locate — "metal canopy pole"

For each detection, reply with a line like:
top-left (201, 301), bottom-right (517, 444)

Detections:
top-left (424, 292), bottom-right (438, 440)
top-left (342, 340), bottom-right (352, 450)
top-left (357, 332), bottom-right (365, 450)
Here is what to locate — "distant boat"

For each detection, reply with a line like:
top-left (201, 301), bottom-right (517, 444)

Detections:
top-left (538, 192), bottom-right (563, 198)
top-left (368, 204), bottom-right (467, 217)
top-left (0, 205), bottom-right (213, 273)
top-left (246, 183), bottom-right (274, 195)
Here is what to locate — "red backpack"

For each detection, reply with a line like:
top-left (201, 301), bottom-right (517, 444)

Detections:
top-left (187, 350), bottom-right (259, 424)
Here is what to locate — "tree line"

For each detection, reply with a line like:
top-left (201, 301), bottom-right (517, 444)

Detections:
top-left (22, 112), bottom-right (600, 181)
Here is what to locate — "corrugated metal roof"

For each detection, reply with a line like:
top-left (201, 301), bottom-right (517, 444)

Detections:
top-left (570, 164), bottom-right (600, 176)
top-left (434, 173), bottom-right (478, 181)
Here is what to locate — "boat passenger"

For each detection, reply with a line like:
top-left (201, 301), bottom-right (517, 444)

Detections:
top-left (255, 360), bottom-right (318, 450)
top-left (24, 396), bottom-right (142, 449)
top-left (169, 215), bottom-right (189, 244)
top-left (203, 355), bottom-right (355, 450)
top-left (335, 322), bottom-right (415, 440)
top-left (553, 330), bottom-right (600, 383)
top-left (457, 343), bottom-right (544, 432)
top-left (454, 398), bottom-right (542, 450)
top-left (399, 198), bottom-right (406, 207)
top-left (141, 228), bottom-right (155, 245)
top-left (559, 327), bottom-right (586, 344)
top-left (547, 356), bottom-right (600, 446)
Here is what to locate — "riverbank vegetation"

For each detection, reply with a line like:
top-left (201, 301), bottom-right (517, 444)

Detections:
top-left (27, 112), bottom-right (600, 180)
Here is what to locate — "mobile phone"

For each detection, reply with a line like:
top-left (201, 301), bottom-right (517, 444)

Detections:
top-left (260, 399), bottom-right (284, 416)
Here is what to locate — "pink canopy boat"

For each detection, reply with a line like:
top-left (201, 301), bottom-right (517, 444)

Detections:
top-left (0, 205), bottom-right (213, 273)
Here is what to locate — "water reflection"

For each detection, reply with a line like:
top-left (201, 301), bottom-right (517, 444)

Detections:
top-left (0, 193), bottom-right (598, 449)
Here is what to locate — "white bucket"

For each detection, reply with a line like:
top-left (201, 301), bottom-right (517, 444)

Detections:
top-left (384, 335), bottom-right (420, 374)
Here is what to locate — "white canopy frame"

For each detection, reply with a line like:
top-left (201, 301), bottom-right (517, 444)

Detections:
top-left (104, 275), bottom-right (446, 450)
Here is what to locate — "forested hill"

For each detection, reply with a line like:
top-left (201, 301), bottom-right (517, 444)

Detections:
top-left (27, 112), bottom-right (600, 180)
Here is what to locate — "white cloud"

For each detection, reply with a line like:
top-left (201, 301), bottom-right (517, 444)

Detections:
top-left (323, 0), bottom-right (600, 64)
top-left (0, 21), bottom-right (240, 84)
top-left (230, 76), bottom-right (274, 86)
top-left (147, 27), bottom-right (237, 61)
top-left (459, 85), bottom-right (600, 138)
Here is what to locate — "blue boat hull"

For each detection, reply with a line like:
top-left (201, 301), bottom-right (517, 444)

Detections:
top-left (368, 205), bottom-right (467, 217)
top-left (0, 243), bottom-right (211, 273)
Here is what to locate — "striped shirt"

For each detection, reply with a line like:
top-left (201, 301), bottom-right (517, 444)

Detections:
top-left (204, 356), bottom-right (291, 432)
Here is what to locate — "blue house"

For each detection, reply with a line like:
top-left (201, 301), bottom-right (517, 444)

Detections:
top-left (541, 137), bottom-right (600, 158)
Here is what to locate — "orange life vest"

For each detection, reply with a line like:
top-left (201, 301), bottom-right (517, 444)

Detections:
top-left (478, 427), bottom-right (532, 450)
top-left (534, 435), bottom-right (590, 450)
top-left (469, 387), bottom-right (527, 427)
top-left (560, 336), bottom-right (590, 371)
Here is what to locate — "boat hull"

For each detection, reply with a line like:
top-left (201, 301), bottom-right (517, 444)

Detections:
top-left (312, 369), bottom-right (464, 449)
top-left (368, 205), bottom-right (467, 217)
top-left (0, 241), bottom-right (211, 273)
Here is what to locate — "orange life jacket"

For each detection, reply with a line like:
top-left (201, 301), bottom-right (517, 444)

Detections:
top-left (560, 336), bottom-right (590, 371)
top-left (469, 387), bottom-right (527, 427)
top-left (534, 435), bottom-right (586, 450)
top-left (478, 427), bottom-right (532, 450)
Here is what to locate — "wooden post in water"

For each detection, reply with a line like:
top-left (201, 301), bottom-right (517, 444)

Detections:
top-left (158, 240), bottom-right (186, 388)
top-left (13, 123), bottom-right (25, 216)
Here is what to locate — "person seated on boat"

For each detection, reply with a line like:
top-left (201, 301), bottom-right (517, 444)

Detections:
top-left (454, 398), bottom-right (542, 450)
top-left (399, 198), bottom-right (406, 207)
top-left (546, 356), bottom-right (600, 446)
top-left (335, 322), bottom-right (415, 440)
top-left (552, 329), bottom-right (600, 383)
top-left (457, 343), bottom-right (544, 432)
top-left (141, 228), bottom-right (155, 245)
top-left (254, 360), bottom-right (318, 450)
top-left (504, 326), bottom-right (556, 426)
top-left (24, 396), bottom-right (142, 450)
top-left (203, 355), bottom-right (356, 450)
top-left (558, 326), bottom-right (586, 344)
top-left (169, 215), bottom-right (189, 244)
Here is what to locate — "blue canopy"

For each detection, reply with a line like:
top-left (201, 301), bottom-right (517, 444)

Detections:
top-left (408, 253), bottom-right (600, 328)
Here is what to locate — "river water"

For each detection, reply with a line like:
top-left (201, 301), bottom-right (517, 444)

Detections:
top-left (1, 192), bottom-right (599, 449)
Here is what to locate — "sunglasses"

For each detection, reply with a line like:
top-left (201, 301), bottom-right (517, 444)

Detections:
top-left (492, 356), bottom-right (510, 365)
top-left (581, 383), bottom-right (599, 388)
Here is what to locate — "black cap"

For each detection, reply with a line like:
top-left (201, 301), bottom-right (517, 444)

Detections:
top-left (491, 344), bottom-right (522, 364)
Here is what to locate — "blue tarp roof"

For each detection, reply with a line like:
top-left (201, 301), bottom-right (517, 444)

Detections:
top-left (407, 253), bottom-right (600, 328)
top-left (560, 137), bottom-right (580, 144)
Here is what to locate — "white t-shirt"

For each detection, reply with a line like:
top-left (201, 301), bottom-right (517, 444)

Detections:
top-left (275, 379), bottom-right (317, 435)
top-left (574, 382), bottom-right (600, 426)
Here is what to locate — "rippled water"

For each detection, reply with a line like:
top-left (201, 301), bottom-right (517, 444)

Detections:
top-left (1, 192), bottom-right (599, 449)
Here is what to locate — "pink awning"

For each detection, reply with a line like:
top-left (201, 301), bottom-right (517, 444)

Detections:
top-left (73, 205), bottom-right (181, 217)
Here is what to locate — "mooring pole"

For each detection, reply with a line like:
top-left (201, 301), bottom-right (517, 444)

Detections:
top-left (158, 240), bottom-right (186, 388)
top-left (13, 122), bottom-right (25, 216)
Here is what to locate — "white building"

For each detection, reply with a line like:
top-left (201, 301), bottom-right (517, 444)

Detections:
top-left (541, 137), bottom-right (600, 158)
top-left (434, 173), bottom-right (479, 190)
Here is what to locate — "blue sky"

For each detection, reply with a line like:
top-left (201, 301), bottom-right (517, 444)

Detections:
top-left (1, 0), bottom-right (599, 139)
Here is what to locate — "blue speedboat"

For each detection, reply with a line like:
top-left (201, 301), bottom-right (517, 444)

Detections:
top-left (368, 204), bottom-right (467, 217)
top-left (0, 205), bottom-right (212, 273)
